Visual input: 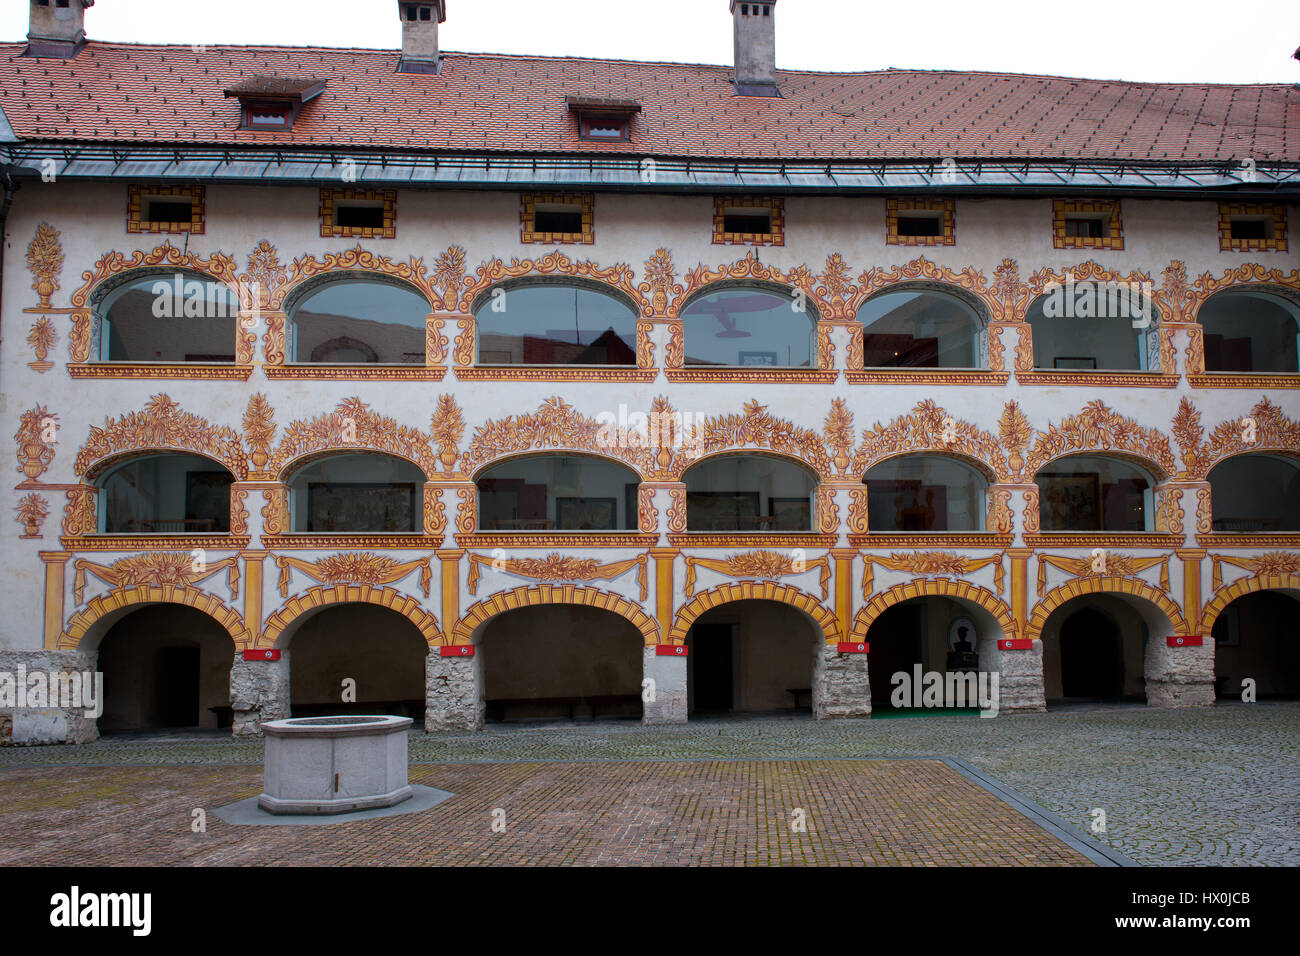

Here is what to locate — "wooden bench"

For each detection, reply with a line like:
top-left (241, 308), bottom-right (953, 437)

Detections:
top-left (487, 694), bottom-right (642, 722)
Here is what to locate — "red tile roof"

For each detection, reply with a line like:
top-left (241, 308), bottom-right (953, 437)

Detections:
top-left (1, 42), bottom-right (1297, 162)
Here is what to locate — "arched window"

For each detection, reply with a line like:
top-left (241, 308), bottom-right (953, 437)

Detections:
top-left (862, 455), bottom-right (988, 531)
top-left (684, 455), bottom-right (816, 531)
top-left (1035, 455), bottom-right (1154, 532)
top-left (476, 456), bottom-right (638, 531)
top-left (289, 278), bottom-right (429, 365)
top-left (1026, 285), bottom-right (1153, 371)
top-left (98, 453), bottom-right (233, 533)
top-left (287, 454), bottom-right (424, 533)
top-left (857, 288), bottom-right (983, 368)
top-left (681, 286), bottom-right (814, 368)
top-left (97, 272), bottom-right (239, 363)
top-left (473, 282), bottom-right (637, 366)
top-left (1207, 454), bottom-right (1300, 532)
top-left (1198, 289), bottom-right (1300, 373)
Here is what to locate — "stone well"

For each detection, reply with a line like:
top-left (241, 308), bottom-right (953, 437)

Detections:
top-left (258, 715), bottom-right (413, 815)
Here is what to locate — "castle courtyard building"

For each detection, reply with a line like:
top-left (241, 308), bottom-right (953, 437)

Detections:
top-left (1, 0), bottom-right (1298, 743)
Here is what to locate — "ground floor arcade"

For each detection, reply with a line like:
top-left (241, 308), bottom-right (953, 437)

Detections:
top-left (9, 582), bottom-right (1295, 741)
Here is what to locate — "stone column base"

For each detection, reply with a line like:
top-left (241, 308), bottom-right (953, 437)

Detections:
top-left (812, 644), bottom-right (871, 718)
top-left (425, 650), bottom-right (483, 731)
top-left (997, 643), bottom-right (1046, 714)
top-left (642, 647), bottom-right (687, 725)
top-left (0, 649), bottom-right (100, 745)
top-left (230, 652), bottom-right (291, 736)
top-left (1145, 639), bottom-right (1215, 708)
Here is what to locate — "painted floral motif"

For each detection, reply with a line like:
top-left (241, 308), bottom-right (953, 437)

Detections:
top-left (269, 397), bottom-right (434, 478)
top-left (26, 222), bottom-right (64, 308)
top-left (14, 493), bottom-right (49, 538)
top-left (1023, 399), bottom-right (1174, 479)
top-left (15, 405), bottom-right (57, 481)
top-left (429, 394), bottom-right (465, 476)
top-left (275, 552), bottom-right (432, 598)
top-left (73, 552), bottom-right (240, 606)
top-left (242, 394), bottom-right (276, 477)
top-left (27, 316), bottom-right (57, 371)
top-left (432, 245), bottom-right (467, 311)
top-left (74, 394), bottom-right (246, 480)
top-left (852, 399), bottom-right (1008, 480)
top-left (639, 248), bottom-right (681, 316)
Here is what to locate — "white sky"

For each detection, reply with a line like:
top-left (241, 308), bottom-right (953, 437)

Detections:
top-left (2, 0), bottom-right (1297, 84)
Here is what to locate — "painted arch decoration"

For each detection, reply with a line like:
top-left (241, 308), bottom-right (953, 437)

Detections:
top-left (1171, 396), bottom-right (1300, 481)
top-left (73, 393), bottom-right (248, 481)
top-left (851, 579), bottom-right (1015, 642)
top-left (269, 396), bottom-right (438, 480)
top-left (1025, 577), bottom-right (1189, 642)
top-left (458, 251), bottom-right (646, 315)
top-left (850, 399), bottom-right (1011, 481)
top-left (669, 580), bottom-right (841, 646)
top-left (67, 243), bottom-right (243, 364)
top-left (59, 585), bottom-right (250, 651)
top-left (1023, 399), bottom-right (1176, 480)
top-left (452, 583), bottom-right (659, 646)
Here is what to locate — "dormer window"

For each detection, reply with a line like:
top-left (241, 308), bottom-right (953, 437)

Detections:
top-left (224, 75), bottom-right (327, 132)
top-left (566, 96), bottom-right (640, 143)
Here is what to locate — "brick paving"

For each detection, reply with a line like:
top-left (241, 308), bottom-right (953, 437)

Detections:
top-left (0, 701), bottom-right (1296, 866)
top-left (0, 760), bottom-right (1089, 867)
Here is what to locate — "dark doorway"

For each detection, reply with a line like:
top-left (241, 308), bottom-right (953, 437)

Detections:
top-left (691, 623), bottom-right (734, 713)
top-left (1059, 608), bottom-right (1123, 698)
top-left (155, 647), bottom-right (199, 727)
top-left (868, 603), bottom-right (922, 704)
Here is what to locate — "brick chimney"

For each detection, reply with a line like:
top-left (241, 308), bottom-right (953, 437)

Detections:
top-left (26, 0), bottom-right (94, 59)
top-left (397, 0), bottom-right (447, 74)
top-left (730, 0), bottom-right (779, 97)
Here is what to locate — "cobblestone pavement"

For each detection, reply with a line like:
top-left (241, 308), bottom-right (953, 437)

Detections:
top-left (0, 701), bottom-right (1295, 865)
top-left (0, 760), bottom-right (1090, 866)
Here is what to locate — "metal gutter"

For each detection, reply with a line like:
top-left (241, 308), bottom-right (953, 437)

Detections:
top-left (3, 142), bottom-right (1297, 199)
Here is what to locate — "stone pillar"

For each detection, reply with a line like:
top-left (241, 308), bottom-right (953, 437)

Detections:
top-left (40, 551), bottom-right (71, 650)
top-left (425, 648), bottom-right (483, 731)
top-left (812, 643), bottom-right (870, 718)
top-left (995, 643), bottom-right (1046, 713)
top-left (642, 647), bottom-right (687, 725)
top-left (229, 651), bottom-right (291, 736)
top-left (1145, 637), bottom-right (1215, 708)
top-left (0, 647), bottom-right (99, 745)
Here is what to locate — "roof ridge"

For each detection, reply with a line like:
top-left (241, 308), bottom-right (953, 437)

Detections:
top-left (0, 39), bottom-right (1293, 88)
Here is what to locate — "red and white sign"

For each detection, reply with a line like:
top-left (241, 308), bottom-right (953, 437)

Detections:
top-left (439, 645), bottom-right (476, 657)
top-left (837, 642), bottom-right (869, 654)
top-left (242, 649), bottom-right (281, 661)
top-left (655, 644), bottom-right (688, 656)
top-left (1166, 635), bottom-right (1203, 647)
top-left (998, 639), bottom-right (1033, 650)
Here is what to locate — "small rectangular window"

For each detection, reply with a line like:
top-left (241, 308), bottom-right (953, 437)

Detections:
top-left (127, 185), bottom-right (205, 235)
top-left (1229, 218), bottom-right (1271, 241)
top-left (723, 213), bottom-right (773, 235)
top-left (145, 199), bottom-right (196, 225)
top-left (1064, 216), bottom-right (1106, 238)
top-left (896, 215), bottom-right (942, 237)
top-left (534, 210), bottom-right (584, 234)
top-left (336, 204), bottom-right (386, 230)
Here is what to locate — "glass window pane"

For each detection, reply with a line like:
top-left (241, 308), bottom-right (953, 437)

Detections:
top-left (1035, 456), bottom-right (1151, 531)
top-left (288, 454), bottom-right (424, 532)
top-left (1198, 290), bottom-right (1300, 374)
top-left (684, 456), bottom-right (816, 531)
top-left (1027, 291), bottom-right (1146, 371)
top-left (863, 456), bottom-right (987, 531)
top-left (292, 280), bottom-right (429, 364)
top-left (477, 456), bottom-right (639, 531)
top-left (100, 454), bottom-right (232, 533)
top-left (1208, 454), bottom-right (1300, 532)
top-left (100, 273), bottom-right (238, 362)
top-left (857, 290), bottom-right (979, 368)
top-left (682, 287), bottom-right (812, 367)
top-left (474, 285), bottom-right (637, 366)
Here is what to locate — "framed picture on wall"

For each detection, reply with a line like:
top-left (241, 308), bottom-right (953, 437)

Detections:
top-left (1038, 472), bottom-right (1101, 531)
top-left (768, 496), bottom-right (811, 531)
top-left (555, 496), bottom-right (617, 531)
top-left (1054, 356), bottom-right (1097, 370)
top-left (185, 471), bottom-right (233, 532)
top-left (306, 482), bottom-right (417, 533)
top-left (686, 492), bottom-right (761, 531)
